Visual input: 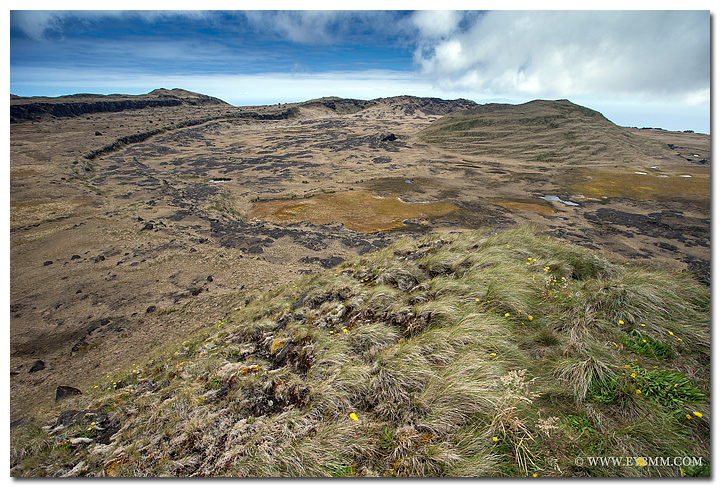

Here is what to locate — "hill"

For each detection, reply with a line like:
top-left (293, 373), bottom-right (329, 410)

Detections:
top-left (10, 226), bottom-right (710, 477)
top-left (10, 88), bottom-right (230, 122)
top-left (418, 99), bottom-right (677, 165)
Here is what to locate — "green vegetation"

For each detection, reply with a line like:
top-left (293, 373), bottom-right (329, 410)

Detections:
top-left (418, 99), bottom-right (673, 165)
top-left (10, 225), bottom-right (709, 477)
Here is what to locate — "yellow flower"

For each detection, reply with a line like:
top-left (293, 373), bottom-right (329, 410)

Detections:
top-left (674, 384), bottom-right (678, 387)
top-left (686, 414), bottom-right (692, 420)
top-left (349, 413), bottom-right (359, 421)
top-left (693, 411), bottom-right (702, 418)
top-left (618, 320), bottom-right (624, 325)
top-left (533, 474), bottom-right (538, 477)
top-left (669, 331), bottom-right (674, 336)
top-left (475, 298), bottom-right (480, 302)
top-left (528, 316), bottom-right (533, 321)
top-left (612, 342), bottom-right (617, 347)
top-left (642, 340), bottom-right (647, 343)
top-left (636, 389), bottom-right (642, 394)
top-left (640, 323), bottom-right (646, 327)
top-left (504, 313), bottom-right (510, 317)
top-left (342, 328), bottom-right (348, 333)
top-left (490, 353), bottom-right (496, 357)
top-left (492, 437), bottom-right (499, 442)
top-left (631, 373), bottom-right (636, 378)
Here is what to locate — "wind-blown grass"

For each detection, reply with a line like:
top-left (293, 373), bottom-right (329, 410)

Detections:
top-left (11, 225), bottom-right (710, 477)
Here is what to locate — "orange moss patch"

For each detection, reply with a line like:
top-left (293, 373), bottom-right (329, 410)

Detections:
top-left (571, 168), bottom-right (710, 204)
top-left (249, 190), bottom-right (458, 233)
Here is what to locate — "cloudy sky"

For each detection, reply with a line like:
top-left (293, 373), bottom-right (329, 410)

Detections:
top-left (9, 7), bottom-right (712, 133)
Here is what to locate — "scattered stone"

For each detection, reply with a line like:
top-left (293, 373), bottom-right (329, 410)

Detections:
top-left (55, 386), bottom-right (82, 402)
top-left (95, 131), bottom-right (102, 136)
top-left (61, 460), bottom-right (88, 477)
top-left (146, 305), bottom-right (157, 313)
top-left (70, 437), bottom-right (94, 446)
top-left (141, 222), bottom-right (154, 231)
top-left (43, 260), bottom-right (53, 266)
top-left (94, 255), bottom-right (105, 263)
top-left (71, 338), bottom-right (88, 353)
top-left (28, 360), bottom-right (45, 373)
top-left (70, 255), bottom-right (81, 260)
top-left (380, 133), bottom-right (397, 141)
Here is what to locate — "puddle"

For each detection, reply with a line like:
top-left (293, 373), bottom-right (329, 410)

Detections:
top-left (538, 195), bottom-right (579, 206)
top-left (634, 171), bottom-right (647, 175)
top-left (679, 175), bottom-right (692, 178)
top-left (210, 178), bottom-right (232, 183)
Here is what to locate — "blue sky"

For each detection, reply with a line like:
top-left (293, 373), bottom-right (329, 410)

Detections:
top-left (8, 8), bottom-right (712, 133)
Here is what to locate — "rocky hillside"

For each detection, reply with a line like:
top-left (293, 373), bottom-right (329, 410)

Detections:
top-left (298, 95), bottom-right (477, 117)
top-left (10, 226), bottom-right (710, 477)
top-left (9, 88), bottom-right (230, 122)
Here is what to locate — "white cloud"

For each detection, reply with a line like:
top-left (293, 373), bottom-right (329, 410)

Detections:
top-left (10, 10), bottom-right (212, 40)
top-left (243, 11), bottom-right (344, 44)
top-left (415, 10), bottom-right (710, 105)
top-left (412, 10), bottom-right (463, 39)
top-left (11, 11), bottom-right (66, 40)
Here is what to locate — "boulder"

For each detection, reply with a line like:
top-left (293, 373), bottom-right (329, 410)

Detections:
top-left (28, 360), bottom-right (45, 373)
top-left (55, 386), bottom-right (82, 402)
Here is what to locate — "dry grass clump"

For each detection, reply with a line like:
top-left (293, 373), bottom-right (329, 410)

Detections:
top-left (11, 225), bottom-right (710, 477)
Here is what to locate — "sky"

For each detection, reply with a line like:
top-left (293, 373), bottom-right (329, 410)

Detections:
top-left (7, 6), bottom-right (713, 133)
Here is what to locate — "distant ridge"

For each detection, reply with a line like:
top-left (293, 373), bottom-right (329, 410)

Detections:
top-left (299, 95), bottom-right (477, 116)
top-left (9, 88), bottom-right (229, 122)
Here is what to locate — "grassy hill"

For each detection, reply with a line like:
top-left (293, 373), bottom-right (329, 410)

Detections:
top-left (11, 226), bottom-right (709, 477)
top-left (418, 99), bottom-right (675, 165)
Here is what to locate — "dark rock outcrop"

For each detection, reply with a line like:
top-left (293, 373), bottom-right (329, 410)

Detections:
top-left (55, 386), bottom-right (82, 402)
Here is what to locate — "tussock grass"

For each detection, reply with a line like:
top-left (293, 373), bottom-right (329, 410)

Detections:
top-left (11, 225), bottom-right (709, 477)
